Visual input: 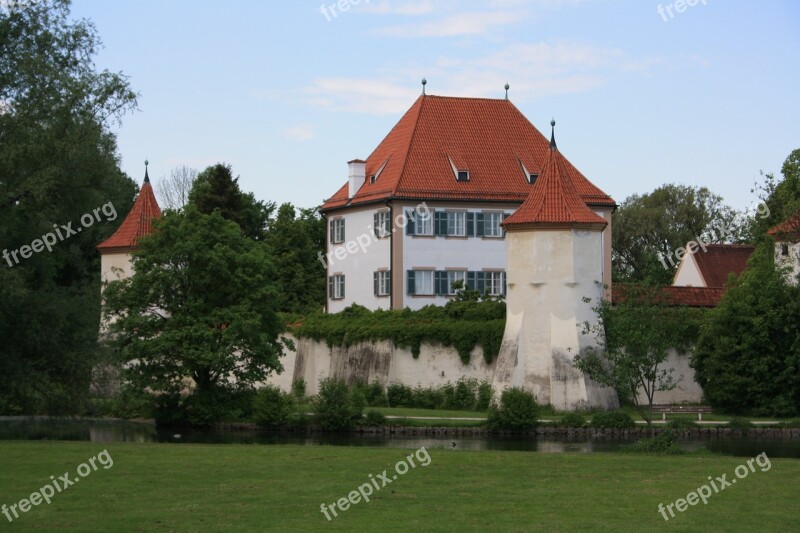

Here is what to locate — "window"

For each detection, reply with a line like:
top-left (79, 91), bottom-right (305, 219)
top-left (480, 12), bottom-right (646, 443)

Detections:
top-left (446, 211), bottom-right (466, 236)
top-left (781, 244), bottom-right (790, 256)
top-left (456, 170), bottom-right (469, 182)
top-left (483, 212), bottom-right (503, 237)
top-left (414, 210), bottom-right (433, 235)
top-left (529, 173), bottom-right (538, 184)
top-left (486, 271), bottom-right (505, 296)
top-left (447, 270), bottom-right (466, 295)
top-left (374, 211), bottom-right (391, 238)
top-left (407, 270), bottom-right (434, 295)
top-left (370, 175), bottom-right (377, 184)
top-left (374, 270), bottom-right (391, 296)
top-left (329, 218), bottom-right (345, 244)
top-left (328, 274), bottom-right (345, 300)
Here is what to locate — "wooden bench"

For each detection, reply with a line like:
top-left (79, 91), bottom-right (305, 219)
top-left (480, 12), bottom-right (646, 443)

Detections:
top-left (650, 404), bottom-right (713, 421)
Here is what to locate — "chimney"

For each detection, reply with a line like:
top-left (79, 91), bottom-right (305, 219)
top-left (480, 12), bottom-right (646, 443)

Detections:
top-left (347, 159), bottom-right (366, 199)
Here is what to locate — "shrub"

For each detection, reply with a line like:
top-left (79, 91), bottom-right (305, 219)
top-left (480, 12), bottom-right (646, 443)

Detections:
top-left (452, 378), bottom-right (479, 410)
top-left (364, 382), bottom-right (387, 407)
top-left (627, 429), bottom-right (684, 454)
top-left (411, 385), bottom-right (444, 410)
top-left (667, 418), bottom-right (697, 429)
top-left (387, 383), bottom-right (414, 407)
top-left (253, 386), bottom-right (296, 427)
top-left (291, 379), bottom-right (306, 401)
top-left (728, 417), bottom-right (754, 430)
top-left (314, 378), bottom-right (362, 431)
top-left (476, 381), bottom-right (493, 411)
top-left (487, 388), bottom-right (538, 431)
top-left (591, 411), bottom-right (636, 428)
top-left (364, 410), bottom-right (387, 426)
top-left (559, 413), bottom-right (586, 428)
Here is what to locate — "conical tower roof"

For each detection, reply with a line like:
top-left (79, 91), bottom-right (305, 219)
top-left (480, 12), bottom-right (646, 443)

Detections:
top-left (97, 165), bottom-right (162, 253)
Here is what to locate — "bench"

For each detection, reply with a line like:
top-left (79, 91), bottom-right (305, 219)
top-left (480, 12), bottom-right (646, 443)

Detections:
top-left (650, 404), bottom-right (713, 421)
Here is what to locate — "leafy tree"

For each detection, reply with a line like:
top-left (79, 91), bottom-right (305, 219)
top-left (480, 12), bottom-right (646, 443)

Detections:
top-left (612, 184), bottom-right (744, 284)
top-left (187, 163), bottom-right (273, 240)
top-left (0, 0), bottom-right (137, 413)
top-left (576, 295), bottom-right (700, 428)
top-left (264, 203), bottom-right (325, 313)
top-left (101, 206), bottom-right (287, 425)
top-left (692, 241), bottom-right (800, 416)
top-left (747, 148), bottom-right (800, 240)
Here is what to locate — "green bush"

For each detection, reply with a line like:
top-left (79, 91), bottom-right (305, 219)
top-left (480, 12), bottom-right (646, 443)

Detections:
top-left (253, 386), bottom-right (296, 427)
top-left (364, 410), bottom-right (387, 426)
top-left (452, 378), bottom-right (479, 410)
top-left (667, 418), bottom-right (697, 429)
top-left (559, 413), bottom-right (586, 428)
top-left (364, 382), bottom-right (387, 407)
top-left (591, 411), bottom-right (636, 428)
top-left (314, 378), bottom-right (363, 431)
top-left (728, 417), bottom-right (754, 430)
top-left (411, 385), bottom-right (444, 410)
top-left (291, 379), bottom-right (306, 401)
top-left (488, 388), bottom-right (538, 431)
top-left (387, 383), bottom-right (414, 407)
top-left (627, 429), bottom-right (684, 454)
top-left (476, 381), bottom-right (493, 411)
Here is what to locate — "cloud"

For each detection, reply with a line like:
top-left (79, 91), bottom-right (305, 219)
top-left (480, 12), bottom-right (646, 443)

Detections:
top-left (282, 124), bottom-right (317, 142)
top-left (358, 0), bottom-right (435, 15)
top-left (374, 10), bottom-right (520, 37)
top-left (302, 41), bottom-right (655, 114)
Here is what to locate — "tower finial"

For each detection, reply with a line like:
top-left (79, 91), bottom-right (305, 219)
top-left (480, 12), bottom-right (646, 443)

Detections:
top-left (421, 78), bottom-right (427, 95)
top-left (504, 83), bottom-right (510, 100)
top-left (549, 119), bottom-right (557, 150)
top-left (144, 159), bottom-right (150, 183)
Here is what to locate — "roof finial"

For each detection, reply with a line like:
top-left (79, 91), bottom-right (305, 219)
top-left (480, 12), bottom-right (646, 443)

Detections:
top-left (421, 78), bottom-right (427, 95)
top-left (549, 119), bottom-right (557, 150)
top-left (504, 83), bottom-right (510, 100)
top-left (144, 159), bottom-right (150, 183)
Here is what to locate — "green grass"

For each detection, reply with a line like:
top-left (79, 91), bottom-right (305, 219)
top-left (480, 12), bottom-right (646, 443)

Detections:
top-left (0, 442), bottom-right (797, 531)
top-left (370, 407), bottom-right (488, 419)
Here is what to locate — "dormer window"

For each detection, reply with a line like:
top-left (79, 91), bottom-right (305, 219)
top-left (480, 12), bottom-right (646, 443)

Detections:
top-left (370, 175), bottom-right (377, 184)
top-left (528, 173), bottom-right (538, 184)
top-left (457, 170), bottom-right (469, 182)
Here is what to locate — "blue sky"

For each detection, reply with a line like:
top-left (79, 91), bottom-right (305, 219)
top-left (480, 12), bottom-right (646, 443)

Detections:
top-left (70, 0), bottom-right (800, 212)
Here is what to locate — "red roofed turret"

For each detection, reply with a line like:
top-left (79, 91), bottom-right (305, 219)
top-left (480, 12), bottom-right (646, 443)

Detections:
top-left (98, 162), bottom-right (162, 254)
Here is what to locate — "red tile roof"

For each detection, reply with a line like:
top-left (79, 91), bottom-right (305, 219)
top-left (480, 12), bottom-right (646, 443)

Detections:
top-left (321, 95), bottom-right (614, 211)
top-left (613, 284), bottom-right (724, 308)
top-left (502, 144), bottom-right (607, 228)
top-left (690, 244), bottom-right (754, 288)
top-left (97, 174), bottom-right (161, 253)
top-left (768, 208), bottom-right (800, 242)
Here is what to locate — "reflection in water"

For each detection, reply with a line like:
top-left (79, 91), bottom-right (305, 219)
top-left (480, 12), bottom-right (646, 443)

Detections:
top-left (1, 418), bottom-right (798, 458)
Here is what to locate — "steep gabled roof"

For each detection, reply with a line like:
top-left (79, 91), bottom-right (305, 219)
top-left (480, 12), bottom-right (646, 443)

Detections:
top-left (321, 95), bottom-right (614, 210)
top-left (501, 140), bottom-right (607, 228)
top-left (691, 244), bottom-right (754, 288)
top-left (768, 208), bottom-right (800, 242)
top-left (97, 169), bottom-right (161, 253)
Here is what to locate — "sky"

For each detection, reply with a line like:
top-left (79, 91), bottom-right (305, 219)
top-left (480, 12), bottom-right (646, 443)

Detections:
top-left (69, 0), bottom-right (800, 212)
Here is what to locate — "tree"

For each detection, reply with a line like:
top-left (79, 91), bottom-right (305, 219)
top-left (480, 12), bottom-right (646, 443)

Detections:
top-left (154, 165), bottom-right (197, 210)
top-left (101, 206), bottom-right (287, 425)
top-left (187, 163), bottom-right (273, 240)
top-left (264, 203), bottom-right (326, 313)
top-left (575, 295), bottom-right (699, 428)
top-left (612, 184), bottom-right (744, 284)
top-left (692, 241), bottom-right (800, 416)
top-left (747, 148), bottom-right (800, 240)
top-left (0, 0), bottom-right (137, 413)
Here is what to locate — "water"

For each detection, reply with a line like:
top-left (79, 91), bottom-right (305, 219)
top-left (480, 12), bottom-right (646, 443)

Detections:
top-left (1, 417), bottom-right (798, 458)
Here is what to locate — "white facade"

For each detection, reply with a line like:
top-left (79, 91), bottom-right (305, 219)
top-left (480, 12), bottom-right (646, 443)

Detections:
top-left (673, 250), bottom-right (705, 287)
top-left (775, 240), bottom-right (800, 286)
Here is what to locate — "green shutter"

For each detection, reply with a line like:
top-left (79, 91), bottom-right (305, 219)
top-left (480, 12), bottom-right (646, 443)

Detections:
top-left (434, 212), bottom-right (447, 236)
top-left (466, 271), bottom-right (476, 291)
top-left (341, 275), bottom-right (345, 299)
top-left (405, 210), bottom-right (416, 235)
top-left (476, 213), bottom-right (485, 237)
top-left (329, 220), bottom-right (335, 243)
top-left (373, 213), bottom-right (379, 238)
top-left (374, 271), bottom-right (379, 296)
top-left (502, 271), bottom-right (507, 296)
top-left (466, 212), bottom-right (475, 237)
top-left (502, 213), bottom-right (510, 237)
top-left (476, 271), bottom-right (486, 294)
top-left (328, 276), bottom-right (334, 298)
top-left (435, 271), bottom-right (447, 295)
top-left (407, 270), bottom-right (416, 295)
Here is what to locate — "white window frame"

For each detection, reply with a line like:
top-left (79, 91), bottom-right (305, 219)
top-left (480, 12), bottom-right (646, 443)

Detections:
top-left (331, 218), bottom-right (345, 244)
top-left (447, 270), bottom-right (466, 295)
top-left (332, 274), bottom-right (345, 299)
top-left (446, 211), bottom-right (466, 237)
top-left (414, 270), bottom-right (434, 295)
top-left (377, 270), bottom-right (391, 296)
top-left (415, 210), bottom-right (433, 236)
top-left (486, 271), bottom-right (505, 296)
top-left (484, 211), bottom-right (503, 237)
top-left (375, 211), bottom-right (391, 238)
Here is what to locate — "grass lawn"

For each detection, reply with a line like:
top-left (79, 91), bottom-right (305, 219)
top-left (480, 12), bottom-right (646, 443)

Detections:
top-left (370, 407), bottom-right (488, 419)
top-left (0, 442), bottom-right (797, 531)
